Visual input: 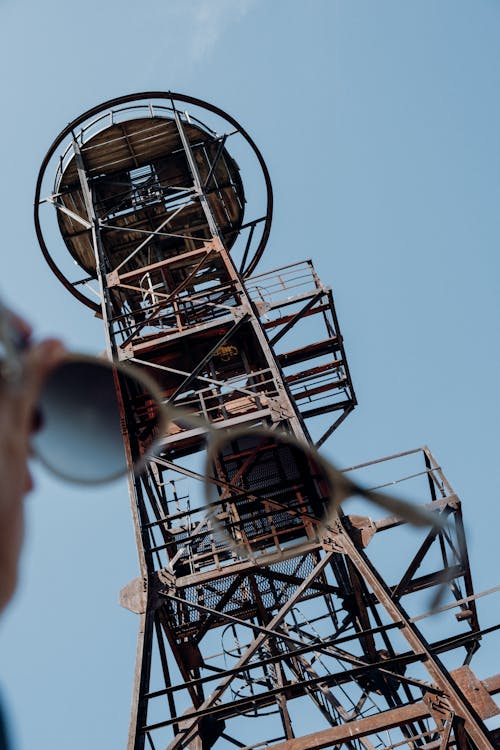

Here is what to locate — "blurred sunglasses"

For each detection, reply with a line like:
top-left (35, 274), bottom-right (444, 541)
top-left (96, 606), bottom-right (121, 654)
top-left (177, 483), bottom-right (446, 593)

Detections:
top-left (155, 409), bottom-right (444, 561)
top-left (0, 303), bottom-right (167, 484)
top-left (0, 303), bottom-right (443, 548)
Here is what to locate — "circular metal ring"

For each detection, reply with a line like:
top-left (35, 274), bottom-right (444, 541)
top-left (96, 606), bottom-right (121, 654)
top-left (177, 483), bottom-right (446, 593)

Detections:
top-left (34, 90), bottom-right (274, 311)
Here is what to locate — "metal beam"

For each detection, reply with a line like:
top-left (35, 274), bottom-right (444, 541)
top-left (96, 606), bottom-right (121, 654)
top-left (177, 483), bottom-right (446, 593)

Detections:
top-left (164, 551), bottom-right (337, 750)
top-left (333, 521), bottom-right (496, 749)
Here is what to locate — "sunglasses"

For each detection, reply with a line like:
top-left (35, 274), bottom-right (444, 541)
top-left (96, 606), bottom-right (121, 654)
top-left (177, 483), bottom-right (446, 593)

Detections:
top-left (0, 303), bottom-right (166, 484)
top-left (160, 410), bottom-right (444, 560)
top-left (0, 304), bottom-right (443, 548)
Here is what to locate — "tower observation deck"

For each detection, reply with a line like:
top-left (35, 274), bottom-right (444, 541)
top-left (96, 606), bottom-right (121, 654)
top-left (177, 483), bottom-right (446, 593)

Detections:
top-left (36, 92), bottom-right (498, 750)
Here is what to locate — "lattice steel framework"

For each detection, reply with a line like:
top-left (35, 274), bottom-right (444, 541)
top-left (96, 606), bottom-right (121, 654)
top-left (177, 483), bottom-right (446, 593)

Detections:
top-left (36, 92), bottom-right (498, 750)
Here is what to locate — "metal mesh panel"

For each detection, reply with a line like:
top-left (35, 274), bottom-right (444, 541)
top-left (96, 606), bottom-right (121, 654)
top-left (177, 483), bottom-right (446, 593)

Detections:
top-left (172, 553), bottom-right (321, 631)
top-left (214, 434), bottom-right (331, 552)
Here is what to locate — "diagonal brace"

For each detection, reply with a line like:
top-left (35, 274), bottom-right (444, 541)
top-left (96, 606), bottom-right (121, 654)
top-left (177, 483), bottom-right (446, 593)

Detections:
top-left (169, 313), bottom-right (249, 403)
top-left (164, 550), bottom-right (336, 750)
top-left (269, 291), bottom-right (324, 347)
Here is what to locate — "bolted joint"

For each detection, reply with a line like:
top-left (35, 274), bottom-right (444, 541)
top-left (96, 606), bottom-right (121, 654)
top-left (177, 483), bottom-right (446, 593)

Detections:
top-left (157, 568), bottom-right (176, 595)
top-left (267, 395), bottom-right (296, 422)
top-left (117, 343), bottom-right (134, 361)
top-left (106, 270), bottom-right (120, 288)
top-left (320, 518), bottom-right (347, 554)
top-left (423, 691), bottom-right (454, 729)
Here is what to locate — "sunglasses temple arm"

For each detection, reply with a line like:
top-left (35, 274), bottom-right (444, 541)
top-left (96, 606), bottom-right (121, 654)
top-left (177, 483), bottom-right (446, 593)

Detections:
top-left (361, 488), bottom-right (446, 529)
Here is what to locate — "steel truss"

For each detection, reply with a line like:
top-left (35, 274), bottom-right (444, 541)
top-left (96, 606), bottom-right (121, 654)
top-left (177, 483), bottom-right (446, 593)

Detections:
top-left (36, 92), bottom-right (498, 750)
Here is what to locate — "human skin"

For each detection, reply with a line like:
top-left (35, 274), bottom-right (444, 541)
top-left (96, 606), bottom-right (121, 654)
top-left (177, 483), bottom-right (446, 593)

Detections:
top-left (0, 317), bottom-right (65, 613)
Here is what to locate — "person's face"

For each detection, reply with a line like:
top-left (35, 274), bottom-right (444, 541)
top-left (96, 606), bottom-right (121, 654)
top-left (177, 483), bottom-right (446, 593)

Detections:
top-left (0, 309), bottom-right (65, 614)
top-left (0, 393), bottom-right (33, 613)
top-left (0, 473), bottom-right (30, 612)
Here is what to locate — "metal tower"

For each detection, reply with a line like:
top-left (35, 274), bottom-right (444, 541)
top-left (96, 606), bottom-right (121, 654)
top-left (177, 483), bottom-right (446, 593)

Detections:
top-left (36, 92), bottom-right (498, 750)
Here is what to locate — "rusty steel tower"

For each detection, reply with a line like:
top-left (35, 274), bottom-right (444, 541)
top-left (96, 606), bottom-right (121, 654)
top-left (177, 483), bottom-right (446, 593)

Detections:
top-left (36, 92), bottom-right (498, 750)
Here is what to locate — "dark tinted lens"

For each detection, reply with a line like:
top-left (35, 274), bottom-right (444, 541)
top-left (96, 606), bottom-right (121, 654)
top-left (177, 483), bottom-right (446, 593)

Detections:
top-left (206, 430), bottom-right (334, 558)
top-left (32, 360), bottom-right (161, 483)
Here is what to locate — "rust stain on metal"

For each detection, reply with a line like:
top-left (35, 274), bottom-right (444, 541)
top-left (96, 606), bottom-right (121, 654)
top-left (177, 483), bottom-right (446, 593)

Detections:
top-left (37, 91), bottom-right (498, 750)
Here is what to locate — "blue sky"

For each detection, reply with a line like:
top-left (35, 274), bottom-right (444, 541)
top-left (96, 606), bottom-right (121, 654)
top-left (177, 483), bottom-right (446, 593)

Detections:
top-left (0, 1), bottom-right (499, 747)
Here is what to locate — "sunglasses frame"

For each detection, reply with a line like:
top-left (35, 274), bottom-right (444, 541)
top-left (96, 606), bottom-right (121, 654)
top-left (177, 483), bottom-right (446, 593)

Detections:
top-left (158, 408), bottom-right (445, 562)
top-left (0, 303), bottom-right (446, 538)
top-left (30, 353), bottom-right (172, 485)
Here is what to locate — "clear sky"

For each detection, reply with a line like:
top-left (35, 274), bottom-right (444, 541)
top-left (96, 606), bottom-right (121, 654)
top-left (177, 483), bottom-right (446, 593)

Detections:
top-left (0, 1), bottom-right (499, 748)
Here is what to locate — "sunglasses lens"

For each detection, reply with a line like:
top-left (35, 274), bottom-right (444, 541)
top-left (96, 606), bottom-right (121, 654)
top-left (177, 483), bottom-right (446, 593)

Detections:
top-left (32, 360), bottom-right (162, 483)
top-left (206, 430), bottom-right (335, 558)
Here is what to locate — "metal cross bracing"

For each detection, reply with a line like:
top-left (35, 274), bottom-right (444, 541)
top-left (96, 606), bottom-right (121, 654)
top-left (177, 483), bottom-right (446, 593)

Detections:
top-left (35, 92), bottom-right (499, 750)
top-left (117, 447), bottom-right (499, 750)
